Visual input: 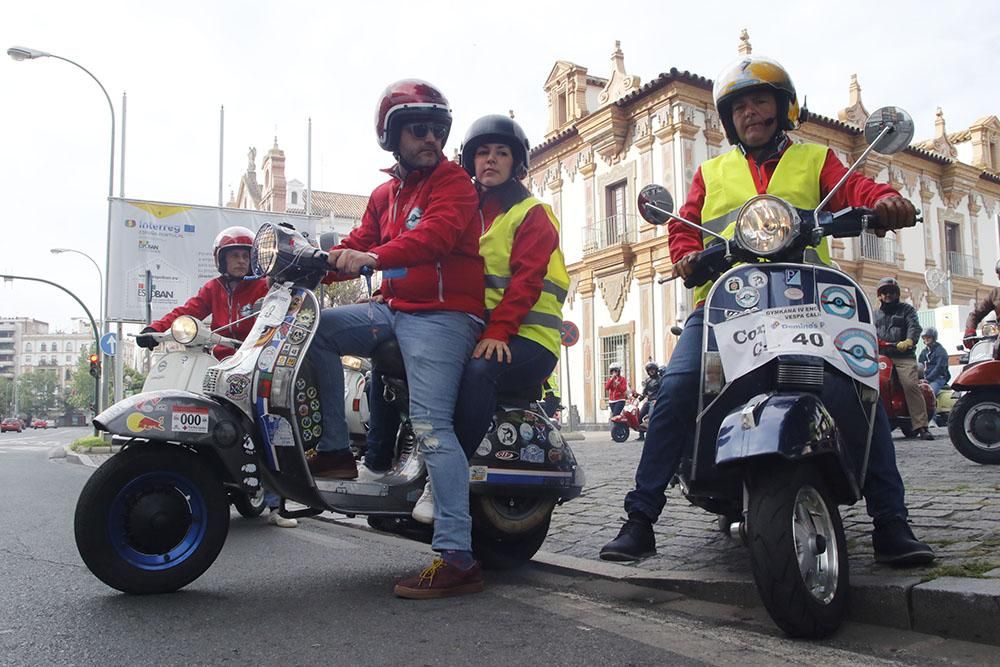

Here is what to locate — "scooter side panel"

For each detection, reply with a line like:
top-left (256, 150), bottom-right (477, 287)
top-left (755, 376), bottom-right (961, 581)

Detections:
top-left (951, 359), bottom-right (1000, 390)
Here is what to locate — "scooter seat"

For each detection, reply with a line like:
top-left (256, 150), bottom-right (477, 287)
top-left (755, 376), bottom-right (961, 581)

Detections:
top-left (371, 339), bottom-right (406, 380)
top-left (497, 385), bottom-right (543, 408)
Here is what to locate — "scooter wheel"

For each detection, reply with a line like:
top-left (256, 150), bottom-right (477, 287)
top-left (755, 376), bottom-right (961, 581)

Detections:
top-left (746, 461), bottom-right (848, 638)
top-left (471, 495), bottom-right (556, 570)
top-left (74, 443), bottom-right (230, 594)
top-left (610, 423), bottom-right (630, 443)
top-left (948, 391), bottom-right (1000, 464)
top-left (230, 488), bottom-right (267, 518)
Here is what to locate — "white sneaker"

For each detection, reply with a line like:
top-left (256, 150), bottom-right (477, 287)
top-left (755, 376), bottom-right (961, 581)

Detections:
top-left (356, 463), bottom-right (391, 483)
top-left (412, 480), bottom-right (434, 524)
top-left (267, 508), bottom-right (298, 528)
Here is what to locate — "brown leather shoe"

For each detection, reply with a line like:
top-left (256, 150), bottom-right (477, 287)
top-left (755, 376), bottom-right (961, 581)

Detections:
top-left (393, 558), bottom-right (484, 599)
top-left (306, 448), bottom-right (358, 479)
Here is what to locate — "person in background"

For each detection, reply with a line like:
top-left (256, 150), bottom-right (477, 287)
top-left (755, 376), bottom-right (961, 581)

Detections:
top-left (875, 277), bottom-right (933, 440)
top-left (542, 371), bottom-right (562, 419)
top-left (604, 364), bottom-right (629, 417)
top-left (963, 259), bottom-right (1000, 352)
top-left (918, 327), bottom-right (950, 397)
top-left (636, 362), bottom-right (661, 440)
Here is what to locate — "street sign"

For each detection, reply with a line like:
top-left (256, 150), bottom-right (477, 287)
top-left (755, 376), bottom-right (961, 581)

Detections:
top-left (560, 320), bottom-right (580, 347)
top-left (100, 332), bottom-right (117, 357)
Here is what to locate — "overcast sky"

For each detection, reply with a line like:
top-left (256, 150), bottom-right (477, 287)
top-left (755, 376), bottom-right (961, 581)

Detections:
top-left (2, 0), bottom-right (996, 331)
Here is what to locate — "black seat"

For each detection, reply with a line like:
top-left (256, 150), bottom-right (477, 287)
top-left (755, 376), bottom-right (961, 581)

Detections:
top-left (371, 339), bottom-right (406, 380)
top-left (497, 384), bottom-right (543, 409)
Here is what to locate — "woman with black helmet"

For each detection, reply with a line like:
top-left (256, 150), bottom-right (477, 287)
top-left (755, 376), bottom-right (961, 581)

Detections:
top-left (449, 114), bottom-right (570, 459)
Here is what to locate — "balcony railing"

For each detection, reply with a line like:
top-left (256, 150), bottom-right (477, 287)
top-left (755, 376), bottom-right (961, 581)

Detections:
top-left (947, 251), bottom-right (976, 278)
top-left (858, 231), bottom-right (898, 264)
top-left (583, 214), bottom-right (640, 253)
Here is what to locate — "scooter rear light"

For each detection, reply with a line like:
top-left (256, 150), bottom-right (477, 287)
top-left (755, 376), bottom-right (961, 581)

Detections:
top-left (704, 352), bottom-right (724, 394)
top-left (352, 398), bottom-right (361, 412)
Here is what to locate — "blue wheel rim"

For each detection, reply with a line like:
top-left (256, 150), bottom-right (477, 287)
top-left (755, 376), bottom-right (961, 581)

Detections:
top-left (108, 471), bottom-right (207, 571)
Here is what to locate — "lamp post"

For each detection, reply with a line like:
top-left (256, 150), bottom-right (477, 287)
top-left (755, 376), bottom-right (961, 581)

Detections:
top-left (9, 45), bottom-right (116, 416)
top-left (50, 247), bottom-right (104, 335)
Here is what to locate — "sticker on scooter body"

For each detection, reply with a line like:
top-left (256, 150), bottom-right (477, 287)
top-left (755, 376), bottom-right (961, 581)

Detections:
top-left (171, 405), bottom-right (209, 433)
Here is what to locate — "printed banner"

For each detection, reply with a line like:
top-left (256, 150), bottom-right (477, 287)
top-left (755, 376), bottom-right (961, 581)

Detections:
top-left (107, 198), bottom-right (323, 322)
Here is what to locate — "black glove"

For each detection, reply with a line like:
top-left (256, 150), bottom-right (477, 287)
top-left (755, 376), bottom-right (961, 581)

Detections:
top-left (135, 326), bottom-right (158, 350)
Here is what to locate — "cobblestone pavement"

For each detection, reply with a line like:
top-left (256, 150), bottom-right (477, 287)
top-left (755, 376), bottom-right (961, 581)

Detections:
top-left (545, 425), bottom-right (1000, 581)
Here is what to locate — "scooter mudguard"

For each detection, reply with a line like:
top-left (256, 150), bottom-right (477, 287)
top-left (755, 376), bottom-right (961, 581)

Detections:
top-left (715, 392), bottom-right (860, 503)
top-left (469, 408), bottom-right (584, 501)
top-left (93, 390), bottom-right (258, 493)
top-left (951, 359), bottom-right (1000, 390)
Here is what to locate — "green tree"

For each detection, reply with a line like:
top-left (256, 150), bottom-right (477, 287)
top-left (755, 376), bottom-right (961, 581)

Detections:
top-left (67, 345), bottom-right (98, 413)
top-left (0, 376), bottom-right (13, 416)
top-left (323, 280), bottom-right (372, 307)
top-left (18, 369), bottom-right (60, 418)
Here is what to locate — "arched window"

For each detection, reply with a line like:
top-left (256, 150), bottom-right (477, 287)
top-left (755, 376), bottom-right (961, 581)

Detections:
top-left (65, 369), bottom-right (72, 381)
top-left (40, 343), bottom-right (47, 352)
top-left (65, 341), bottom-right (73, 352)
top-left (24, 354), bottom-right (32, 364)
top-left (25, 342), bottom-right (32, 353)
top-left (50, 355), bottom-right (57, 365)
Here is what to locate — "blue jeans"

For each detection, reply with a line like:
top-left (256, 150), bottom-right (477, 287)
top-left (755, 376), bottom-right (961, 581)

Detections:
top-left (309, 302), bottom-right (482, 551)
top-left (624, 307), bottom-right (908, 526)
top-left (927, 377), bottom-right (947, 397)
top-left (609, 400), bottom-right (625, 417)
top-left (454, 335), bottom-right (557, 457)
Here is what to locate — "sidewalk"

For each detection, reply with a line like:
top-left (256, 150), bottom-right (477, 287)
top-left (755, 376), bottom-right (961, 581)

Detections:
top-left (65, 424), bottom-right (1000, 645)
top-left (542, 426), bottom-right (1000, 645)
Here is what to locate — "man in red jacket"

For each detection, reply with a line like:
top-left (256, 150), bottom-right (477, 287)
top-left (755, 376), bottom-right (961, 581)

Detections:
top-left (600, 56), bottom-right (934, 568)
top-left (136, 226), bottom-right (267, 360)
top-left (306, 79), bottom-right (486, 599)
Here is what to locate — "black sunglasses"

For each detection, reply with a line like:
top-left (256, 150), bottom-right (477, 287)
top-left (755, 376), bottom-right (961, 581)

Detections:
top-left (404, 122), bottom-right (449, 140)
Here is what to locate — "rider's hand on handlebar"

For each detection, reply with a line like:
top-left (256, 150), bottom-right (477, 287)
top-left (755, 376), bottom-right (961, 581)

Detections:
top-left (896, 339), bottom-right (915, 353)
top-left (964, 329), bottom-right (978, 349)
top-left (135, 326), bottom-right (158, 350)
top-left (672, 252), bottom-right (699, 279)
top-left (870, 196), bottom-right (917, 237)
top-left (328, 248), bottom-right (377, 276)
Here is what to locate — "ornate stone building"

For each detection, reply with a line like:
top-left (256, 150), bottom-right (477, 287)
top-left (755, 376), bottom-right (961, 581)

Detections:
top-left (529, 35), bottom-right (1000, 425)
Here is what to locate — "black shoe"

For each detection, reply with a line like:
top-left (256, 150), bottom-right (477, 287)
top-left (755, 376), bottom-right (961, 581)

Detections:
top-left (600, 513), bottom-right (656, 562)
top-left (915, 427), bottom-right (935, 441)
top-left (636, 433), bottom-right (645, 440)
top-left (872, 517), bottom-right (935, 567)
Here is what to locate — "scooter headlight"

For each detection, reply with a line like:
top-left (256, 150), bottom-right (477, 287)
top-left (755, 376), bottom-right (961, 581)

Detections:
top-left (171, 315), bottom-right (199, 345)
top-left (252, 223), bottom-right (279, 276)
top-left (981, 321), bottom-right (998, 337)
top-left (734, 195), bottom-right (799, 257)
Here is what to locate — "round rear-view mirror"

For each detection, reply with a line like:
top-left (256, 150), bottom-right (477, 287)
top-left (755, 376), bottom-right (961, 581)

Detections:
top-left (637, 184), bottom-right (674, 225)
top-left (864, 107), bottom-right (914, 155)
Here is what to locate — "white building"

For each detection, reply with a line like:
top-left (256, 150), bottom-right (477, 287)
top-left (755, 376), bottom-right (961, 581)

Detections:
top-left (528, 37), bottom-right (1000, 426)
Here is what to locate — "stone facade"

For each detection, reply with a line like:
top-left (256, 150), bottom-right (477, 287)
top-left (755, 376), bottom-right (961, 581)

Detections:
top-left (529, 38), bottom-right (1000, 425)
top-left (3, 317), bottom-right (97, 389)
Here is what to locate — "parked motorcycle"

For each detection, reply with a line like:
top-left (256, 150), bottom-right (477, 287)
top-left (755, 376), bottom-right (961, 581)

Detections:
top-left (135, 320), bottom-right (267, 518)
top-left (610, 394), bottom-right (649, 442)
top-left (636, 106), bottom-right (915, 637)
top-left (877, 341), bottom-right (936, 437)
top-left (947, 324), bottom-right (1000, 464)
top-left (76, 222), bottom-right (583, 595)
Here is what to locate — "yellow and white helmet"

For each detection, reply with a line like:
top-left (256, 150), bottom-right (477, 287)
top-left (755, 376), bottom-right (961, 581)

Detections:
top-left (713, 56), bottom-right (802, 145)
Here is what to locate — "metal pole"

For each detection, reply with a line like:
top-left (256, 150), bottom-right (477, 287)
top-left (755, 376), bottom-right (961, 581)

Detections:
top-left (120, 91), bottom-right (126, 197)
top-left (564, 346), bottom-right (575, 432)
top-left (306, 117), bottom-right (312, 216)
top-left (115, 322), bottom-right (124, 402)
top-left (218, 105), bottom-right (225, 207)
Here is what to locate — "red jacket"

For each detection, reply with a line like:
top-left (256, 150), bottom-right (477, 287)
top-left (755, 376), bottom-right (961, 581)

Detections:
top-left (149, 276), bottom-right (268, 357)
top-left (605, 374), bottom-right (629, 402)
top-left (479, 193), bottom-right (560, 343)
top-left (326, 157), bottom-right (484, 317)
top-left (668, 141), bottom-right (900, 265)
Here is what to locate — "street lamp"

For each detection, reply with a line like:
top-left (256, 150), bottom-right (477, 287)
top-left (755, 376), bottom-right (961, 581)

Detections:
top-left (10, 45), bottom-right (116, 415)
top-left (50, 248), bottom-right (104, 338)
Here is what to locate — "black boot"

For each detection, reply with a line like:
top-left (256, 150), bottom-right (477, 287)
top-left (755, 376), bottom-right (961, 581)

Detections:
top-left (914, 427), bottom-right (935, 441)
top-left (872, 517), bottom-right (935, 567)
top-left (600, 513), bottom-right (656, 562)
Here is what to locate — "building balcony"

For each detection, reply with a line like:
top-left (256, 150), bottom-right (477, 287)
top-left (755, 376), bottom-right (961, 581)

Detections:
top-left (858, 231), bottom-right (898, 264)
top-left (947, 251), bottom-right (976, 278)
top-left (583, 214), bottom-right (640, 254)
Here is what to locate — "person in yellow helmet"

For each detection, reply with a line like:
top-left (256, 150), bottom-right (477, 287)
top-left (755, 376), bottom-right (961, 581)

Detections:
top-left (600, 55), bottom-right (933, 568)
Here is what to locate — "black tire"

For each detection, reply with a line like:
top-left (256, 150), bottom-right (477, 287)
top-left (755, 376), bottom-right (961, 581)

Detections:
top-left (746, 461), bottom-right (849, 638)
top-left (74, 443), bottom-right (230, 594)
top-left (948, 391), bottom-right (1000, 464)
top-left (934, 412), bottom-right (949, 428)
top-left (471, 495), bottom-right (556, 570)
top-left (610, 423), bottom-right (630, 443)
top-left (230, 488), bottom-right (267, 518)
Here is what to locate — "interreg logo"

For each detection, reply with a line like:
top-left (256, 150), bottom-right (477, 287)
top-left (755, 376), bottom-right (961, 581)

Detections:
top-left (129, 221), bottom-right (183, 236)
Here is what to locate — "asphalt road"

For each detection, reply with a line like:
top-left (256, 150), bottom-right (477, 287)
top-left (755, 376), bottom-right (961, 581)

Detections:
top-left (1, 427), bottom-right (997, 666)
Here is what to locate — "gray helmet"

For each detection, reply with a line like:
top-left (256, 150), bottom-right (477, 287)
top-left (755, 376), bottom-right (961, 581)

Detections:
top-left (876, 276), bottom-right (900, 295)
top-left (922, 327), bottom-right (938, 340)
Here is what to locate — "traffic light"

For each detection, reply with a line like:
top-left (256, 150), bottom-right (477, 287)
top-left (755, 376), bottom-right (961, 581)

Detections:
top-left (88, 353), bottom-right (100, 378)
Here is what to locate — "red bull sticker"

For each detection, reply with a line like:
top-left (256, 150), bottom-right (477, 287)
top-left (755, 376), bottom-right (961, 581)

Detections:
top-left (126, 413), bottom-right (165, 432)
top-left (171, 405), bottom-right (209, 433)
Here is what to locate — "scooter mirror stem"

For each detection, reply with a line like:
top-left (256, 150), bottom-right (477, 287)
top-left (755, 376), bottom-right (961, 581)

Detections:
top-left (644, 203), bottom-right (732, 257)
top-left (812, 124), bottom-right (893, 233)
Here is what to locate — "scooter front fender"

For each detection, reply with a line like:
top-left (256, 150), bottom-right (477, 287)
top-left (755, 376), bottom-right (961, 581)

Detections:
top-left (951, 359), bottom-right (1000, 390)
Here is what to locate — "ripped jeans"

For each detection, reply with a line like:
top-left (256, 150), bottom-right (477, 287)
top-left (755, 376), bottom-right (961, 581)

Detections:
top-left (309, 302), bottom-right (482, 551)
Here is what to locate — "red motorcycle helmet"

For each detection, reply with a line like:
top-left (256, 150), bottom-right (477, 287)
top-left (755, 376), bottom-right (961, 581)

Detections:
top-left (213, 226), bottom-right (254, 274)
top-left (374, 79), bottom-right (452, 153)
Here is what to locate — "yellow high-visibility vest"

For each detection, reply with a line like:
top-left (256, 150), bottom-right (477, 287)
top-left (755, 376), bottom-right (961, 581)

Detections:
top-left (693, 143), bottom-right (830, 303)
top-left (481, 197), bottom-right (569, 357)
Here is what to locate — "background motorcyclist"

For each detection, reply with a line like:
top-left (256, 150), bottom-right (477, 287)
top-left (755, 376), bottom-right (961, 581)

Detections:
top-left (876, 277), bottom-right (933, 440)
top-left (541, 371), bottom-right (562, 419)
top-left (135, 226), bottom-right (268, 360)
top-left (963, 259), bottom-right (1000, 352)
top-left (600, 55), bottom-right (933, 567)
top-left (918, 326), bottom-right (950, 396)
top-left (636, 361), bottom-right (661, 440)
top-left (604, 363), bottom-right (629, 417)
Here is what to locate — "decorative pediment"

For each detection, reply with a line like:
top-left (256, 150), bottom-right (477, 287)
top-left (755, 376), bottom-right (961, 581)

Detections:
top-left (917, 108), bottom-right (958, 158)
top-left (598, 266), bottom-right (634, 323)
top-left (837, 74), bottom-right (869, 128)
top-left (597, 41), bottom-right (641, 106)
